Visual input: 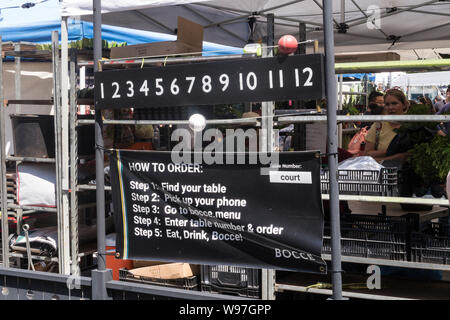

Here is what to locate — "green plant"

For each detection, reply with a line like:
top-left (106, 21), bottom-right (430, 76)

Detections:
top-left (395, 104), bottom-right (436, 146)
top-left (342, 94), bottom-right (359, 115)
top-left (409, 135), bottom-right (450, 184)
top-left (35, 38), bottom-right (127, 51)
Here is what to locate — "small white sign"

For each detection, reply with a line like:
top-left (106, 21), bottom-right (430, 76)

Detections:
top-left (269, 171), bottom-right (312, 184)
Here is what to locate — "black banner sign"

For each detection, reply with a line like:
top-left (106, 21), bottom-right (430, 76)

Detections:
top-left (95, 54), bottom-right (324, 109)
top-left (109, 150), bottom-right (326, 274)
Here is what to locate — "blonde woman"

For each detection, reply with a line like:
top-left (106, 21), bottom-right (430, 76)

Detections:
top-left (361, 89), bottom-right (410, 162)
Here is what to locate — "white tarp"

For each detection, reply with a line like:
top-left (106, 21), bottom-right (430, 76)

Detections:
top-left (62, 0), bottom-right (249, 47)
top-left (392, 71), bottom-right (450, 87)
top-left (61, 0), bottom-right (450, 51)
top-left (17, 163), bottom-right (56, 207)
top-left (61, 0), bottom-right (208, 16)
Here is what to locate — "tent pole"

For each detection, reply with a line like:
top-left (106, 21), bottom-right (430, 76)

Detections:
top-left (314, 0), bottom-right (339, 26)
top-left (401, 21), bottom-right (450, 39)
top-left (60, 16), bottom-right (71, 276)
top-left (94, 0), bottom-right (105, 272)
top-left (0, 36), bottom-right (10, 268)
top-left (183, 6), bottom-right (248, 43)
top-left (323, 0), bottom-right (343, 300)
top-left (261, 13), bottom-right (276, 300)
top-left (14, 43), bottom-right (21, 114)
top-left (350, 0), bottom-right (388, 38)
top-left (346, 0), bottom-right (439, 27)
top-left (259, 13), bottom-right (324, 28)
top-left (132, 10), bottom-right (174, 34)
top-left (92, 0), bottom-right (112, 300)
top-left (258, 0), bottom-right (305, 15)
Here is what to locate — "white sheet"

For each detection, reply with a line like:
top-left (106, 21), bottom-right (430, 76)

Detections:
top-left (61, 0), bottom-right (208, 16)
top-left (17, 163), bottom-right (56, 207)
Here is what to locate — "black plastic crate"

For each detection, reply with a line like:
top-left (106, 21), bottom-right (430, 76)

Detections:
top-left (411, 222), bottom-right (450, 265)
top-left (411, 234), bottom-right (450, 265)
top-left (321, 167), bottom-right (398, 196)
top-left (201, 265), bottom-right (260, 299)
top-left (119, 268), bottom-right (199, 291)
top-left (322, 213), bottom-right (419, 261)
top-left (422, 222), bottom-right (450, 237)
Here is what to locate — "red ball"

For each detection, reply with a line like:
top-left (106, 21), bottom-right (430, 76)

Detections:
top-left (278, 35), bottom-right (298, 54)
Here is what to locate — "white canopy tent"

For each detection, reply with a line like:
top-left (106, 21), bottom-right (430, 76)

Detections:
top-left (392, 70), bottom-right (450, 87)
top-left (61, 0), bottom-right (450, 53)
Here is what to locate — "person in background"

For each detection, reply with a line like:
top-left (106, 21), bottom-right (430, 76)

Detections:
top-left (436, 102), bottom-right (450, 137)
top-left (446, 85), bottom-right (450, 104)
top-left (368, 91), bottom-right (385, 109)
top-left (433, 95), bottom-right (445, 113)
top-left (418, 95), bottom-right (435, 114)
top-left (360, 89), bottom-right (410, 162)
top-left (435, 85), bottom-right (450, 136)
top-left (447, 171), bottom-right (450, 206)
top-left (359, 91), bottom-right (385, 129)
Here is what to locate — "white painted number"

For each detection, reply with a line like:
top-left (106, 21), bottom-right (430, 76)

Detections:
top-left (112, 82), bottom-right (121, 99)
top-left (219, 74), bottom-right (229, 92)
top-left (126, 81), bottom-right (134, 97)
top-left (155, 78), bottom-right (164, 96)
top-left (170, 78), bottom-right (180, 95)
top-left (104, 63), bottom-right (315, 100)
top-left (140, 80), bottom-right (149, 96)
top-left (246, 72), bottom-right (257, 91)
top-left (303, 67), bottom-right (313, 86)
top-left (269, 70), bottom-right (273, 89)
top-left (202, 75), bottom-right (212, 93)
top-left (186, 76), bottom-right (195, 93)
top-left (100, 83), bottom-right (104, 99)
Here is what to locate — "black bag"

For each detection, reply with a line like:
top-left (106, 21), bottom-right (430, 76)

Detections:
top-left (385, 132), bottom-right (412, 156)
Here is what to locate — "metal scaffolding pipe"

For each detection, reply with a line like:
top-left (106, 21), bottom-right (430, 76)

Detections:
top-left (78, 54), bottom-right (255, 67)
top-left (277, 114), bottom-right (450, 123)
top-left (92, 0), bottom-right (112, 301)
top-left (323, 0), bottom-right (343, 300)
top-left (0, 36), bottom-right (10, 268)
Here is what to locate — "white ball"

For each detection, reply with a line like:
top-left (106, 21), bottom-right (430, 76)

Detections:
top-left (188, 113), bottom-right (206, 132)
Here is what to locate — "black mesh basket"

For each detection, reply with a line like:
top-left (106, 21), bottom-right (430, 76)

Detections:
top-left (201, 265), bottom-right (260, 298)
top-left (321, 167), bottom-right (398, 196)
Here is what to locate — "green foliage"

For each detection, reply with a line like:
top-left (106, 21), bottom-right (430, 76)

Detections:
top-left (409, 135), bottom-right (450, 184)
top-left (402, 104), bottom-right (449, 184)
top-left (213, 104), bottom-right (243, 119)
top-left (395, 104), bottom-right (436, 146)
top-left (344, 104), bottom-right (359, 115)
top-left (35, 38), bottom-right (127, 50)
top-left (342, 93), bottom-right (360, 115)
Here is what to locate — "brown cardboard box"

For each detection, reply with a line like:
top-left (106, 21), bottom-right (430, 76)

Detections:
top-left (110, 17), bottom-right (203, 59)
top-left (132, 260), bottom-right (165, 268)
top-left (129, 263), bottom-right (199, 280)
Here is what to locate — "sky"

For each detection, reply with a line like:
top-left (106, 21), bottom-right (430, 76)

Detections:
top-left (0, 0), bottom-right (61, 26)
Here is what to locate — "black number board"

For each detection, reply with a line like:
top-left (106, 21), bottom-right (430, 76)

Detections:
top-left (94, 54), bottom-right (325, 109)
